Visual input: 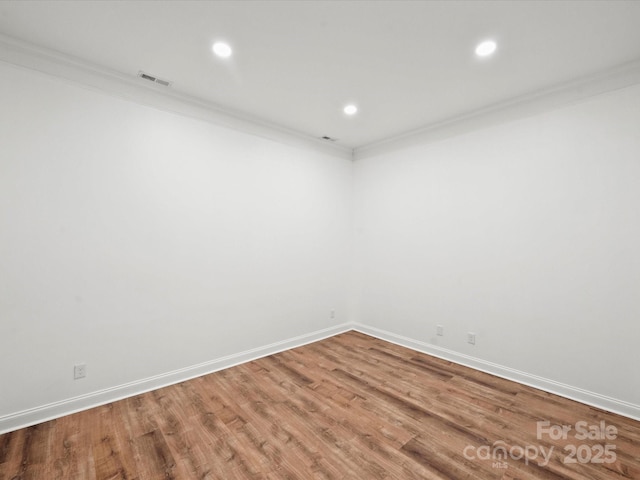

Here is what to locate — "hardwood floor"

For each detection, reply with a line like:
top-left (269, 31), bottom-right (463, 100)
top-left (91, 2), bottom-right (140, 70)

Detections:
top-left (1, 331), bottom-right (639, 479)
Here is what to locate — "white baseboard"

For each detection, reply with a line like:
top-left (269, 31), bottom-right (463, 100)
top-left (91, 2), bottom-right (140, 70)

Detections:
top-left (352, 323), bottom-right (640, 422)
top-left (3, 321), bottom-right (638, 435)
top-left (0, 323), bottom-right (352, 435)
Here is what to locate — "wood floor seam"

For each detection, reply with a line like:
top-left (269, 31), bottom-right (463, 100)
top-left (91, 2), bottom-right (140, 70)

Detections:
top-left (1, 331), bottom-right (638, 479)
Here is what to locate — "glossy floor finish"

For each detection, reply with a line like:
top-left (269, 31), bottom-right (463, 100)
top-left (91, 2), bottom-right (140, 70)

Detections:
top-left (1, 331), bottom-right (639, 479)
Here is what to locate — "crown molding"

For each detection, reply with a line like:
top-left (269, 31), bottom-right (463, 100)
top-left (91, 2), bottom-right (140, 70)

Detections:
top-left (354, 58), bottom-right (640, 160)
top-left (0, 33), bottom-right (353, 161)
top-left (3, 31), bottom-right (639, 164)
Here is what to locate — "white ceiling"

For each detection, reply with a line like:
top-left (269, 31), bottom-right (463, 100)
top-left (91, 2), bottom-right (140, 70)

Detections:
top-left (1, 0), bottom-right (640, 149)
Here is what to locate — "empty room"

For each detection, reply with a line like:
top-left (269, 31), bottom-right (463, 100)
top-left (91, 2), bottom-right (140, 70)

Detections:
top-left (1, 1), bottom-right (639, 479)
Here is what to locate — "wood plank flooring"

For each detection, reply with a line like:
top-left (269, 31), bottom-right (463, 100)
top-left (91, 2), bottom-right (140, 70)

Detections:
top-left (1, 331), bottom-right (639, 479)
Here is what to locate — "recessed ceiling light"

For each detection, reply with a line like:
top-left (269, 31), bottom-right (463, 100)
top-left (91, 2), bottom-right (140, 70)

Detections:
top-left (212, 42), bottom-right (232, 58)
top-left (343, 104), bottom-right (358, 116)
top-left (475, 40), bottom-right (497, 57)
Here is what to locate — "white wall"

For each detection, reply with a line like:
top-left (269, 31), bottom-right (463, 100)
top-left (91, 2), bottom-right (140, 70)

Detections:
top-left (354, 84), bottom-right (640, 409)
top-left (0, 62), bottom-right (353, 422)
top-left (2, 55), bottom-right (640, 430)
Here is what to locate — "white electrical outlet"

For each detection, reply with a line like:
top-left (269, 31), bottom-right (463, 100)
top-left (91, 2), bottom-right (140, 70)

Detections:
top-left (467, 332), bottom-right (476, 345)
top-left (74, 363), bottom-right (86, 380)
top-left (436, 325), bottom-right (444, 336)
top-left (330, 310), bottom-right (335, 319)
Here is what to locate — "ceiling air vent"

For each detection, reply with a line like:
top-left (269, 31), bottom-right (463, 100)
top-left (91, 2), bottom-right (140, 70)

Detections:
top-left (138, 71), bottom-right (172, 87)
